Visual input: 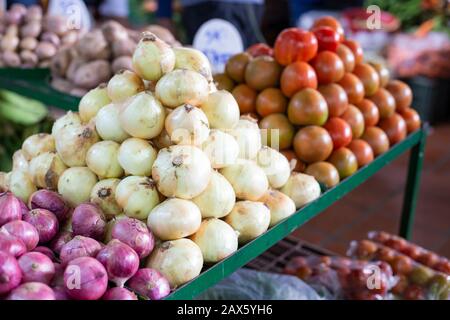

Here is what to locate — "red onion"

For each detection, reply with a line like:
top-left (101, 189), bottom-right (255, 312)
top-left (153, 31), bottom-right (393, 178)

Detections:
top-left (29, 190), bottom-right (70, 222)
top-left (50, 231), bottom-right (73, 255)
top-left (0, 252), bottom-right (22, 295)
top-left (60, 235), bottom-right (102, 265)
top-left (18, 252), bottom-right (55, 285)
top-left (51, 263), bottom-right (64, 287)
top-left (23, 209), bottom-right (59, 243)
top-left (96, 239), bottom-right (139, 287)
top-left (0, 233), bottom-right (26, 257)
top-left (52, 286), bottom-right (70, 300)
top-left (7, 282), bottom-right (55, 300)
top-left (0, 220), bottom-right (39, 251)
top-left (102, 287), bottom-right (137, 300)
top-left (33, 246), bottom-right (56, 261)
top-left (127, 268), bottom-right (170, 300)
top-left (111, 217), bottom-right (154, 259)
top-left (72, 203), bottom-right (106, 240)
top-left (0, 192), bottom-right (28, 227)
top-left (63, 257), bottom-right (108, 300)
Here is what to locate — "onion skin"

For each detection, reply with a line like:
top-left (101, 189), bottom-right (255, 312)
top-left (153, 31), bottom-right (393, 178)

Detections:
top-left (95, 103), bottom-right (131, 142)
top-left (22, 133), bottom-right (55, 161)
top-left (117, 138), bottom-right (157, 177)
top-left (28, 152), bottom-right (67, 190)
top-left (33, 246), bottom-right (56, 262)
top-left (174, 47), bottom-right (213, 81)
top-left (201, 90), bottom-right (240, 130)
top-left (49, 231), bottom-right (73, 256)
top-left (0, 192), bottom-right (28, 227)
top-left (256, 147), bottom-right (291, 189)
top-left (202, 130), bottom-right (239, 169)
top-left (280, 172), bottom-right (321, 209)
top-left (57, 167), bottom-right (98, 207)
top-left (0, 251), bottom-right (22, 295)
top-left (259, 190), bottom-right (296, 227)
top-left (111, 217), bottom-right (154, 259)
top-left (107, 70), bottom-right (145, 103)
top-left (63, 257), bottom-right (108, 300)
top-left (7, 282), bottom-right (55, 300)
top-left (18, 252), bottom-right (55, 285)
top-left (29, 190), bottom-right (70, 222)
top-left (8, 170), bottom-right (37, 203)
top-left (59, 236), bottom-right (102, 265)
top-left (78, 84), bottom-right (111, 123)
top-left (86, 141), bottom-right (123, 179)
top-left (127, 268), bottom-right (170, 300)
top-left (71, 203), bottom-right (106, 240)
top-left (96, 239), bottom-right (140, 287)
top-left (0, 233), bottom-right (27, 257)
top-left (1, 220), bottom-right (39, 251)
top-left (12, 150), bottom-right (29, 172)
top-left (51, 111), bottom-right (82, 136)
top-left (53, 286), bottom-right (70, 300)
top-left (23, 209), bottom-right (59, 244)
top-left (103, 214), bottom-right (127, 243)
top-left (230, 117), bottom-right (262, 160)
top-left (102, 287), bottom-right (137, 300)
top-left (90, 179), bottom-right (122, 218)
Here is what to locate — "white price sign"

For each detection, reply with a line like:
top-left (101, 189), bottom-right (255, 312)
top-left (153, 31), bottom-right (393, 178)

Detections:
top-left (47, 0), bottom-right (92, 31)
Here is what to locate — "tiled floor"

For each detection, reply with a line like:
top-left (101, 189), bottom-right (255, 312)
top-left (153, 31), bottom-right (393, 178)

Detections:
top-left (293, 124), bottom-right (450, 258)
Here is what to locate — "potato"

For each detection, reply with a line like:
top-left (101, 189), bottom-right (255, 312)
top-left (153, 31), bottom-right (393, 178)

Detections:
top-left (145, 25), bottom-right (177, 45)
top-left (112, 56), bottom-right (133, 73)
top-left (50, 47), bottom-right (75, 77)
top-left (51, 77), bottom-right (74, 93)
top-left (1, 35), bottom-right (19, 51)
top-left (70, 87), bottom-right (88, 97)
top-left (3, 51), bottom-right (21, 67)
top-left (41, 32), bottom-right (60, 47)
top-left (39, 59), bottom-right (52, 68)
top-left (5, 9), bottom-right (24, 25)
top-left (76, 29), bottom-right (110, 60)
top-left (25, 5), bottom-right (43, 22)
top-left (43, 15), bottom-right (68, 36)
top-left (101, 20), bottom-right (129, 42)
top-left (66, 57), bottom-right (86, 82)
top-left (127, 30), bottom-right (141, 43)
top-left (20, 37), bottom-right (38, 51)
top-left (62, 30), bottom-right (79, 46)
top-left (20, 50), bottom-right (38, 67)
top-left (21, 20), bottom-right (42, 38)
top-left (112, 38), bottom-right (136, 58)
top-left (73, 60), bottom-right (111, 89)
top-left (6, 25), bottom-right (19, 37)
top-left (36, 42), bottom-right (57, 60)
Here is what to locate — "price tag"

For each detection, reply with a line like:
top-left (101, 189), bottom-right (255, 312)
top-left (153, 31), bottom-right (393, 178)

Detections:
top-left (47, 0), bottom-right (93, 31)
top-left (193, 18), bottom-right (244, 74)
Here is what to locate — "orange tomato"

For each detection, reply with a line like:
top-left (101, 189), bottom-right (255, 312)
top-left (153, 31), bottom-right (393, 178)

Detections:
top-left (348, 139), bottom-right (374, 167)
top-left (343, 39), bottom-right (364, 64)
top-left (287, 88), bottom-right (328, 126)
top-left (225, 52), bottom-right (252, 83)
top-left (256, 88), bottom-right (287, 117)
top-left (401, 108), bottom-right (421, 133)
top-left (232, 84), bottom-right (257, 114)
top-left (386, 80), bottom-right (413, 113)
top-left (353, 63), bottom-right (380, 96)
top-left (328, 147), bottom-right (358, 179)
top-left (323, 117), bottom-right (353, 150)
top-left (336, 44), bottom-right (355, 72)
top-left (355, 99), bottom-right (380, 127)
top-left (305, 161), bottom-right (340, 188)
top-left (259, 113), bottom-right (294, 150)
top-left (293, 126), bottom-right (333, 163)
top-left (338, 73), bottom-right (365, 104)
top-left (280, 61), bottom-right (317, 97)
top-left (379, 113), bottom-right (407, 145)
top-left (310, 51), bottom-right (345, 84)
top-left (312, 16), bottom-right (345, 41)
top-left (340, 105), bottom-right (365, 139)
top-left (318, 83), bottom-right (348, 117)
top-left (369, 88), bottom-right (396, 119)
top-left (361, 126), bottom-right (390, 156)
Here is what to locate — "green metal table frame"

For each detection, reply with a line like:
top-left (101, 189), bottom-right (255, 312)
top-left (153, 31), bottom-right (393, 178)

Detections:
top-left (0, 68), bottom-right (428, 300)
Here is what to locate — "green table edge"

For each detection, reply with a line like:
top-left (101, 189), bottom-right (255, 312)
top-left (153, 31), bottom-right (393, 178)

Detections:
top-left (166, 128), bottom-right (425, 300)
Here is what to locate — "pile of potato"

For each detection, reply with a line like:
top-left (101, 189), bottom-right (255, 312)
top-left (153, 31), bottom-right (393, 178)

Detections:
top-left (0, 4), bottom-right (81, 69)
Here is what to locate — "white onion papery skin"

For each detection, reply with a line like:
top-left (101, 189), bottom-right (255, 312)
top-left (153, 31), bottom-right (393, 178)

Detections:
top-left (107, 70), bottom-right (145, 103)
top-left (147, 198), bottom-right (201, 241)
top-left (173, 47), bottom-right (213, 82)
top-left (118, 138), bottom-right (157, 177)
top-left (201, 90), bottom-right (239, 130)
top-left (151, 145), bottom-right (212, 199)
top-left (192, 171), bottom-right (235, 218)
top-left (258, 189), bottom-right (296, 227)
top-left (225, 201), bottom-right (270, 244)
top-left (9, 170), bottom-right (37, 203)
top-left (115, 176), bottom-right (160, 220)
top-left (12, 150), bottom-right (29, 172)
top-left (280, 172), bottom-right (321, 209)
top-left (28, 152), bottom-right (67, 190)
top-left (164, 104), bottom-right (210, 146)
top-left (230, 117), bottom-right (262, 160)
top-left (90, 179), bottom-right (122, 218)
top-left (51, 111), bottom-right (82, 136)
top-left (95, 103), bottom-right (130, 143)
top-left (119, 91), bottom-right (165, 139)
top-left (86, 141), bottom-right (123, 179)
top-left (220, 160), bottom-right (268, 201)
top-left (190, 218), bottom-right (238, 263)
top-left (22, 133), bottom-right (55, 161)
top-left (256, 146), bottom-right (291, 189)
top-left (155, 69), bottom-right (209, 108)
top-left (146, 238), bottom-right (203, 288)
top-left (55, 120), bottom-right (99, 167)
top-left (57, 167), bottom-right (98, 207)
top-left (152, 128), bottom-right (173, 150)
top-left (201, 129), bottom-right (239, 169)
top-left (78, 84), bottom-right (111, 123)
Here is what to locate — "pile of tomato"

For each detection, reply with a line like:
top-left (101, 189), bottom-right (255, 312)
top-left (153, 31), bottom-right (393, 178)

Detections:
top-left (214, 16), bottom-right (422, 188)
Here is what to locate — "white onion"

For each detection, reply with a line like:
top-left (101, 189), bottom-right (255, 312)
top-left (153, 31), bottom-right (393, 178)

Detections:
top-left (51, 111), bottom-right (81, 136)
top-left (58, 167), bottom-right (98, 207)
top-left (118, 138), bottom-right (157, 177)
top-left (90, 179), bottom-right (122, 219)
top-left (225, 201), bottom-right (270, 244)
top-left (9, 170), bottom-right (36, 203)
top-left (280, 172), bottom-right (321, 209)
top-left (155, 69), bottom-right (209, 108)
top-left (28, 152), bottom-right (67, 190)
top-left (86, 141), bottom-right (123, 179)
top-left (259, 189), bottom-right (296, 227)
top-left (173, 47), bottom-right (213, 81)
top-left (165, 104), bottom-right (210, 146)
top-left (55, 120), bottom-right (99, 167)
top-left (220, 160), bottom-right (268, 201)
top-left (115, 176), bottom-right (160, 220)
top-left (201, 90), bottom-right (239, 130)
top-left (132, 32), bottom-right (175, 81)
top-left (12, 150), bottom-right (29, 172)
top-left (119, 91), bottom-right (165, 139)
top-left (146, 238), bottom-right (203, 288)
top-left (152, 128), bottom-right (173, 149)
top-left (107, 70), bottom-right (145, 103)
top-left (78, 84), bottom-right (111, 123)
top-left (208, 81), bottom-right (218, 94)
top-left (147, 198), bottom-right (201, 240)
top-left (0, 172), bottom-right (10, 192)
top-left (192, 171), bottom-right (235, 218)
top-left (201, 130), bottom-right (239, 169)
top-left (152, 145), bottom-right (212, 199)
top-left (230, 117), bottom-right (262, 160)
top-left (22, 133), bottom-right (55, 160)
top-left (95, 103), bottom-right (130, 143)
top-left (256, 146), bottom-right (291, 189)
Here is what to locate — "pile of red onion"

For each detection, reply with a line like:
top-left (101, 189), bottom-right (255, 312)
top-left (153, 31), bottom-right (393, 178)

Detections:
top-left (0, 191), bottom-right (168, 300)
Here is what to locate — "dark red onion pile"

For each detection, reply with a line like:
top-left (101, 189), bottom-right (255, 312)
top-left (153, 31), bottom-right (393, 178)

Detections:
top-left (0, 191), bottom-right (169, 300)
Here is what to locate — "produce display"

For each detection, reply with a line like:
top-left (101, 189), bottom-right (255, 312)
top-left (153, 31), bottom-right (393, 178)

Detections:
top-left (0, 4), bottom-right (81, 68)
top-left (348, 238), bottom-right (450, 300)
top-left (215, 16), bottom-right (422, 188)
top-left (0, 31), bottom-right (322, 300)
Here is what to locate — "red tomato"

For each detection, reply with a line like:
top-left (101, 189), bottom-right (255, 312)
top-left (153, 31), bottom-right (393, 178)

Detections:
top-left (348, 139), bottom-right (374, 167)
top-left (401, 108), bottom-right (421, 133)
top-left (361, 126), bottom-right (390, 156)
top-left (338, 73), bottom-right (365, 104)
top-left (336, 44), bottom-right (355, 72)
top-left (312, 26), bottom-right (340, 52)
top-left (324, 117), bottom-right (353, 150)
top-left (386, 80), bottom-right (413, 113)
top-left (369, 88), bottom-right (396, 119)
top-left (246, 43), bottom-right (273, 57)
top-left (318, 83), bottom-right (348, 117)
top-left (343, 39), bottom-right (364, 64)
top-left (340, 105), bottom-right (365, 139)
top-left (310, 51), bottom-right (345, 84)
top-left (274, 28), bottom-right (318, 65)
top-left (280, 61), bottom-right (317, 97)
top-left (355, 99), bottom-right (380, 127)
top-left (353, 63), bottom-right (380, 96)
top-left (312, 16), bottom-right (345, 41)
top-left (379, 113), bottom-right (407, 145)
